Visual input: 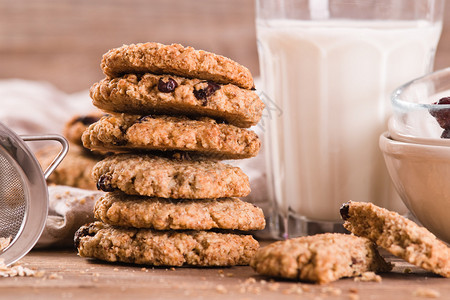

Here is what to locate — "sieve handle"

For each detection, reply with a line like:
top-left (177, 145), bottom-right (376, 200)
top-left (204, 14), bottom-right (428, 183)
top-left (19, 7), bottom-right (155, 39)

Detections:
top-left (20, 134), bottom-right (69, 180)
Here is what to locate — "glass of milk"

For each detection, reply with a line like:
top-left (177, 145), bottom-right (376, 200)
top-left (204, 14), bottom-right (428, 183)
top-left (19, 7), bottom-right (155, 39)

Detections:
top-left (256, 0), bottom-right (444, 239)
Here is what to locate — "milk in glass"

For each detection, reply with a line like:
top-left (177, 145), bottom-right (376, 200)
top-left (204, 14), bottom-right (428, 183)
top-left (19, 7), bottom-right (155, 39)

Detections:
top-left (257, 20), bottom-right (442, 223)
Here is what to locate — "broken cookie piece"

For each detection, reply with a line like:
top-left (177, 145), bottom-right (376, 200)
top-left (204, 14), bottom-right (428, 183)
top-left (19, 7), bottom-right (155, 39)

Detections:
top-left (250, 233), bottom-right (391, 284)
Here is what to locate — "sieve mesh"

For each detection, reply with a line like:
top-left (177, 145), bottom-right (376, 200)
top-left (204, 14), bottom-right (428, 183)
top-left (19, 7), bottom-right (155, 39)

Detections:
top-left (0, 152), bottom-right (26, 246)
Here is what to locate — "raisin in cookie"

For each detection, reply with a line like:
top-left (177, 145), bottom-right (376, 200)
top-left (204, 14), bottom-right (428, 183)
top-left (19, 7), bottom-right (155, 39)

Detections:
top-left (90, 74), bottom-right (264, 128)
top-left (250, 233), bottom-right (392, 284)
top-left (92, 153), bottom-right (250, 198)
top-left (340, 201), bottom-right (450, 278)
top-left (81, 114), bottom-right (260, 159)
top-left (94, 192), bottom-right (265, 231)
top-left (101, 42), bottom-right (255, 89)
top-left (75, 222), bottom-right (259, 266)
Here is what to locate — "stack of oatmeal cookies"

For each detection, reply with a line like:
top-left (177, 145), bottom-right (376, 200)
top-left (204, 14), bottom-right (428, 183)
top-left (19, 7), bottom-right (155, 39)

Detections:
top-left (74, 42), bottom-right (266, 267)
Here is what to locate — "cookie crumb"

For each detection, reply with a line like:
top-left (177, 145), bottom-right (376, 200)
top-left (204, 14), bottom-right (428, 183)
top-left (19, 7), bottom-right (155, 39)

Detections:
top-left (349, 294), bottom-right (360, 300)
top-left (216, 284), bottom-right (228, 294)
top-left (283, 285), bottom-right (304, 295)
top-left (413, 288), bottom-right (440, 298)
top-left (244, 277), bottom-right (256, 285)
top-left (404, 268), bottom-right (412, 274)
top-left (321, 286), bottom-right (342, 296)
top-left (49, 273), bottom-right (63, 280)
top-left (267, 282), bottom-right (280, 292)
top-left (354, 272), bottom-right (382, 282)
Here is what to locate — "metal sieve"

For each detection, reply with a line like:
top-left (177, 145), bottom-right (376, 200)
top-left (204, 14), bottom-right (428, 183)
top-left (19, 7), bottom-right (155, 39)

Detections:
top-left (0, 122), bottom-right (68, 266)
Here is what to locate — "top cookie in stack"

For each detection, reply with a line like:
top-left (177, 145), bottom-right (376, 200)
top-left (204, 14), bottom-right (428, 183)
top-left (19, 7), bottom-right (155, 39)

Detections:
top-left (83, 42), bottom-right (264, 159)
top-left (76, 43), bottom-right (265, 267)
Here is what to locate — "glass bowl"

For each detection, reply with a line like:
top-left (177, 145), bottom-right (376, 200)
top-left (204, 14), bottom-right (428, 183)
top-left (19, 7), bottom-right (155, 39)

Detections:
top-left (390, 67), bottom-right (450, 146)
top-left (380, 132), bottom-right (450, 243)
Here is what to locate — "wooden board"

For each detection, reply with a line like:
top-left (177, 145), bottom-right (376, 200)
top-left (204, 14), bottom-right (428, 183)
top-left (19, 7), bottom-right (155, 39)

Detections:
top-left (0, 248), bottom-right (447, 300)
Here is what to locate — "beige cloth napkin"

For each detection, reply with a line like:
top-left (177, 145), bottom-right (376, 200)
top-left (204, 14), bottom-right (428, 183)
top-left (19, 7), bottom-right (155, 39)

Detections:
top-left (36, 186), bottom-right (104, 248)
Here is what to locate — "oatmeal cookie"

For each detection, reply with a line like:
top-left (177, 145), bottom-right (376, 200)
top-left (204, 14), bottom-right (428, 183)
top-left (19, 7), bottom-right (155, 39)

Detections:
top-left (81, 114), bottom-right (260, 159)
top-left (340, 201), bottom-right (450, 277)
top-left (36, 145), bottom-right (101, 190)
top-left (75, 222), bottom-right (259, 266)
top-left (90, 74), bottom-right (264, 128)
top-left (250, 233), bottom-right (392, 284)
top-left (63, 111), bottom-right (106, 146)
top-left (101, 42), bottom-right (255, 89)
top-left (94, 192), bottom-right (265, 230)
top-left (92, 153), bottom-right (250, 198)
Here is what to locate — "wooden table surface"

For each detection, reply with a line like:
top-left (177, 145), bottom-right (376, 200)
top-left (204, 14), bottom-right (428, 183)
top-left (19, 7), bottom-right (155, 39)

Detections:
top-left (1, 247), bottom-right (447, 300)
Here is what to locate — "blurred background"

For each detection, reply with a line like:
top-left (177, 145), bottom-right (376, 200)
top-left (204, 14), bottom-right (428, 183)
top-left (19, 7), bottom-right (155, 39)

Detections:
top-left (0, 0), bottom-right (449, 94)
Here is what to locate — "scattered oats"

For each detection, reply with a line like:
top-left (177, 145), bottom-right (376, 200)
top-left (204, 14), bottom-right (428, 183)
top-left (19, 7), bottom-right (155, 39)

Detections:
top-left (404, 268), bottom-right (412, 274)
top-left (226, 273), bottom-right (234, 277)
top-left (0, 237), bottom-right (11, 251)
top-left (259, 279), bottom-right (267, 285)
top-left (0, 259), bottom-right (43, 278)
top-left (93, 273), bottom-right (100, 277)
top-left (321, 287), bottom-right (342, 296)
top-left (267, 282), bottom-right (280, 292)
top-left (218, 270), bottom-right (224, 274)
top-left (413, 288), bottom-right (441, 298)
top-left (216, 284), bottom-right (228, 294)
top-left (113, 268), bottom-right (119, 272)
top-left (170, 267), bottom-right (176, 271)
top-left (349, 288), bottom-right (358, 294)
top-left (79, 198), bottom-right (86, 205)
top-left (354, 272), bottom-right (382, 282)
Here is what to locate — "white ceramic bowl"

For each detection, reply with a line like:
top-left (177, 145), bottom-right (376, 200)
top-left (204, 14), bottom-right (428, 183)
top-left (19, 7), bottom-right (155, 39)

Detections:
top-left (380, 132), bottom-right (450, 243)
top-left (390, 67), bottom-right (450, 146)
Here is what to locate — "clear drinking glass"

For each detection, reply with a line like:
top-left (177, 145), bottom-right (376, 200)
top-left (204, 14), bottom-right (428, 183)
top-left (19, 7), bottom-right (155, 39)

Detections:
top-left (256, 0), bottom-right (444, 239)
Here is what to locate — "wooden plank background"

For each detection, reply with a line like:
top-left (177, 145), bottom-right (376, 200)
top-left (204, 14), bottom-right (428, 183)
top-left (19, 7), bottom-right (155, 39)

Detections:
top-left (0, 0), bottom-right (449, 93)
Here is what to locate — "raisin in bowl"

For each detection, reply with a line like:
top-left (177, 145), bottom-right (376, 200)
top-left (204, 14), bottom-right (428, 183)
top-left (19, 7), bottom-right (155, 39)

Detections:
top-left (389, 67), bottom-right (450, 146)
